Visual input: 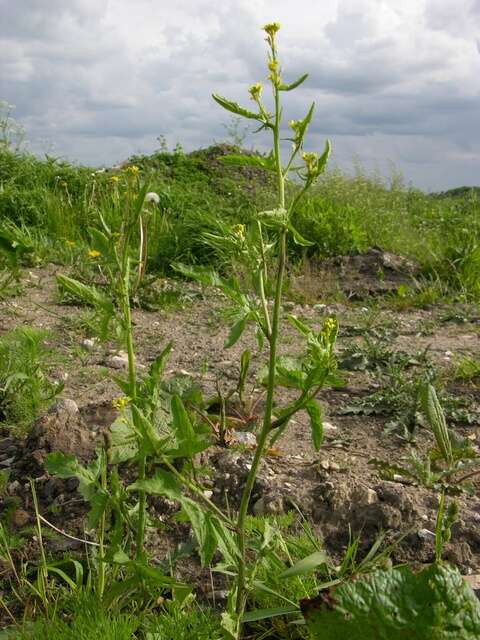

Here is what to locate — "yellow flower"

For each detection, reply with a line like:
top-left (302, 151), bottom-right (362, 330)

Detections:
top-left (321, 317), bottom-right (337, 339)
top-left (65, 240), bottom-right (75, 247)
top-left (232, 224), bottom-right (246, 240)
top-left (112, 396), bottom-right (131, 410)
top-left (263, 22), bottom-right (281, 37)
top-left (110, 175), bottom-right (120, 183)
top-left (88, 249), bottom-right (101, 258)
top-left (60, 180), bottom-right (68, 187)
top-left (125, 165), bottom-right (140, 176)
top-left (249, 82), bottom-right (263, 101)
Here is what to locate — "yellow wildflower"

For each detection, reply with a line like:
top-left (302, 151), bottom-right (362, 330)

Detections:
top-left (232, 224), bottom-right (246, 240)
top-left (110, 175), bottom-right (120, 183)
top-left (112, 396), bottom-right (131, 410)
top-left (60, 180), bottom-right (68, 187)
top-left (125, 165), bottom-right (140, 176)
top-left (263, 22), bottom-right (281, 37)
top-left (249, 82), bottom-right (263, 101)
top-left (65, 240), bottom-right (75, 247)
top-left (88, 249), bottom-right (101, 258)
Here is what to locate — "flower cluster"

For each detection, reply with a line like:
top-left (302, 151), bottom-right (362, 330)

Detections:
top-left (112, 396), bottom-right (131, 410)
top-left (249, 82), bottom-right (263, 102)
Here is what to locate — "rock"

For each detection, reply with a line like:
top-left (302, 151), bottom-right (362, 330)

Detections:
top-left (106, 352), bottom-right (129, 369)
top-left (0, 438), bottom-right (15, 453)
top-left (232, 431), bottom-right (257, 447)
top-left (417, 528), bottom-right (436, 540)
top-left (313, 304), bottom-right (327, 313)
top-left (323, 422), bottom-right (338, 433)
top-left (81, 338), bottom-right (97, 350)
top-left (0, 456), bottom-right (15, 468)
top-left (51, 399), bottom-right (79, 416)
top-left (23, 399), bottom-right (95, 468)
top-left (353, 486), bottom-right (378, 506)
top-left (253, 495), bottom-right (284, 517)
top-left (7, 480), bottom-right (21, 495)
top-left (11, 508), bottom-right (30, 528)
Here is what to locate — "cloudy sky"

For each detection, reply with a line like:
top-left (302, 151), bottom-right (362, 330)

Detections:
top-left (1, 0), bottom-right (480, 190)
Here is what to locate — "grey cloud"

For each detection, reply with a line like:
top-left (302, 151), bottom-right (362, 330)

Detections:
top-left (1, 0), bottom-right (480, 190)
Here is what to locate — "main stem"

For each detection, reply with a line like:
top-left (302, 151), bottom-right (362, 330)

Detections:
top-left (235, 74), bottom-right (286, 622)
top-left (120, 235), bottom-right (147, 560)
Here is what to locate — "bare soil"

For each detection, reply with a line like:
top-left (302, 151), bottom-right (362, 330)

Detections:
top-left (1, 256), bottom-right (480, 604)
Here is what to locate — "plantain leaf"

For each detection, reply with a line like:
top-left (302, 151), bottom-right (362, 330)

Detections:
top-left (279, 550), bottom-right (327, 578)
top-left (242, 606), bottom-right (300, 623)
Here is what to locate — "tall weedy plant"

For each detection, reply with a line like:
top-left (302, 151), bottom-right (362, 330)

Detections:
top-left (177, 22), bottom-right (338, 635)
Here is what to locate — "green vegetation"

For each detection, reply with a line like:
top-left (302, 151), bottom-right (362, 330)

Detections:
top-left (1, 21), bottom-right (480, 640)
top-left (0, 327), bottom-right (62, 430)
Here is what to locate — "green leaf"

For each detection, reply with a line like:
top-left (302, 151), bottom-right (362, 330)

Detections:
top-left (56, 274), bottom-right (114, 313)
top-left (238, 350), bottom-right (251, 400)
top-left (279, 73), bottom-right (309, 91)
top-left (287, 314), bottom-right (311, 336)
top-left (279, 550), bottom-right (327, 578)
top-left (179, 498), bottom-right (217, 566)
top-left (225, 314), bottom-right (249, 348)
top-left (288, 223), bottom-right (314, 246)
top-left (109, 414), bottom-right (138, 464)
top-left (219, 153), bottom-right (276, 172)
top-left (212, 93), bottom-right (262, 121)
top-left (128, 469), bottom-right (182, 501)
top-left (45, 452), bottom-right (98, 501)
top-left (306, 400), bottom-right (323, 451)
top-left (88, 227), bottom-right (112, 257)
top-left (88, 489), bottom-right (109, 529)
top-left (303, 563), bottom-right (480, 639)
top-left (422, 385), bottom-right (453, 466)
top-left (242, 606), bottom-right (299, 623)
top-left (149, 342), bottom-right (173, 385)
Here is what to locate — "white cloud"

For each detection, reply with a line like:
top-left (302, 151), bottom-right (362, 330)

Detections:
top-left (1, 0), bottom-right (479, 189)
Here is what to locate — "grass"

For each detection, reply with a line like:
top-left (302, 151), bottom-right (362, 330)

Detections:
top-left (2, 141), bottom-right (480, 301)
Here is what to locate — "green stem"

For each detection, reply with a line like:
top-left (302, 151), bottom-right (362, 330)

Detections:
top-left (234, 48), bottom-right (287, 624)
top-left (97, 449), bottom-right (107, 598)
top-left (235, 230), bottom-right (287, 619)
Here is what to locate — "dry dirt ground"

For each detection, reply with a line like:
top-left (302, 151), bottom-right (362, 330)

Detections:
top-left (1, 255), bottom-right (480, 601)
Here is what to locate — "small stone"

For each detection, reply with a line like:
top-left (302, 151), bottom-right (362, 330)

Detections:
top-left (7, 480), bottom-right (20, 495)
top-left (253, 495), bottom-right (284, 517)
top-left (319, 460), bottom-right (330, 471)
top-left (232, 431), bottom-right (257, 447)
top-left (0, 457), bottom-right (15, 468)
top-left (329, 462), bottom-right (341, 472)
top-left (81, 338), bottom-right (96, 351)
top-left (12, 509), bottom-right (30, 528)
top-left (203, 490), bottom-right (213, 499)
top-left (417, 528), bottom-right (435, 540)
top-left (323, 422), bottom-right (338, 433)
top-left (50, 398), bottom-right (79, 416)
top-left (313, 304), bottom-right (327, 312)
top-left (106, 352), bottom-right (129, 369)
top-left (353, 486), bottom-right (378, 505)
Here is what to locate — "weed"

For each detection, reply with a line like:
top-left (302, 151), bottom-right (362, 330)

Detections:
top-left (0, 327), bottom-right (62, 430)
